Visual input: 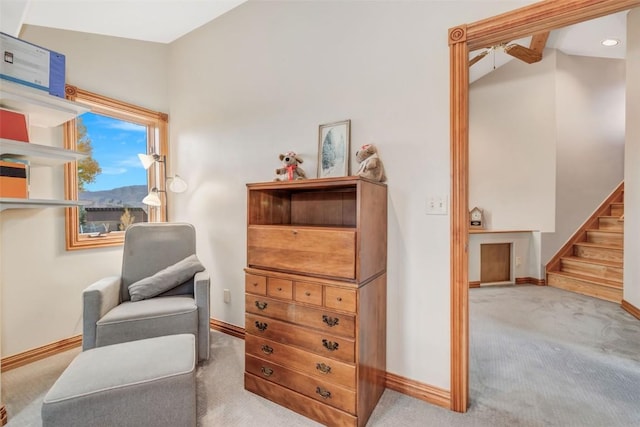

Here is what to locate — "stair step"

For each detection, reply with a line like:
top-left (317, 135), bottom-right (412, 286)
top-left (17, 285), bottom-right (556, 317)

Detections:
top-left (547, 271), bottom-right (623, 303)
top-left (573, 242), bottom-right (623, 262)
top-left (598, 216), bottom-right (624, 231)
top-left (586, 229), bottom-right (623, 247)
top-left (610, 203), bottom-right (624, 217)
top-left (560, 256), bottom-right (623, 281)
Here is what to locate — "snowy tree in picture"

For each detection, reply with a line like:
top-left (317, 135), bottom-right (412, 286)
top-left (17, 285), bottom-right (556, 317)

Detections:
top-left (319, 120), bottom-right (349, 178)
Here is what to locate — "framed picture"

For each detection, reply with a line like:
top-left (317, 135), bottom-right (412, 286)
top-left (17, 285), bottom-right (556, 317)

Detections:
top-left (318, 119), bottom-right (351, 178)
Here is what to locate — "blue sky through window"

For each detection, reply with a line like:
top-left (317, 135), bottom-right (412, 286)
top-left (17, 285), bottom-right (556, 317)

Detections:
top-left (80, 112), bottom-right (147, 192)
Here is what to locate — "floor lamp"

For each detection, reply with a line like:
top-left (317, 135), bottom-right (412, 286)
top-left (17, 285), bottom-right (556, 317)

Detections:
top-left (138, 153), bottom-right (187, 220)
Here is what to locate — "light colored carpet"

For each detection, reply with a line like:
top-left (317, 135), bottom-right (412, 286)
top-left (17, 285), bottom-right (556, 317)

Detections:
top-left (470, 285), bottom-right (640, 427)
top-left (3, 285), bottom-right (640, 426)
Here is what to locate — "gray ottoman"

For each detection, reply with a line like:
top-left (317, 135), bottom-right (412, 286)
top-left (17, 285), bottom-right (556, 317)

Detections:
top-left (42, 334), bottom-right (196, 427)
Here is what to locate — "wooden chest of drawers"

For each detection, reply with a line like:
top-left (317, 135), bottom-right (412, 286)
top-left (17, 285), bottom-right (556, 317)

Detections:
top-left (244, 177), bottom-right (387, 427)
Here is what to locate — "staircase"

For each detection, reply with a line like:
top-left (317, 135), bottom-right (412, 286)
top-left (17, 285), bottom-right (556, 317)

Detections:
top-left (546, 183), bottom-right (624, 303)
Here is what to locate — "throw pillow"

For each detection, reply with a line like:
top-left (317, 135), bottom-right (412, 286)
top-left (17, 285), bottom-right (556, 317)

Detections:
top-left (128, 254), bottom-right (205, 302)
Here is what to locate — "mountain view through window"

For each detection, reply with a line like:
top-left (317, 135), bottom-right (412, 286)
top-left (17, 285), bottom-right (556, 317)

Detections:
top-left (76, 112), bottom-right (148, 234)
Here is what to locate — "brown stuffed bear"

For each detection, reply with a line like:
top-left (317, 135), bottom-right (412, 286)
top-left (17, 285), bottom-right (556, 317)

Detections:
top-left (275, 151), bottom-right (307, 181)
top-left (355, 144), bottom-right (386, 182)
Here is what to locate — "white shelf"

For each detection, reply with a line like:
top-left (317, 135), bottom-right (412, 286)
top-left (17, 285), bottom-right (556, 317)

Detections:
top-left (0, 80), bottom-right (90, 127)
top-left (0, 81), bottom-right (89, 211)
top-left (1, 138), bottom-right (86, 166)
top-left (469, 229), bottom-right (536, 234)
top-left (0, 198), bottom-right (86, 211)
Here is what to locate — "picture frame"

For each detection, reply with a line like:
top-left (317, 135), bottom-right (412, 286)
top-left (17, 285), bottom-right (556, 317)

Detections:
top-left (318, 119), bottom-right (350, 178)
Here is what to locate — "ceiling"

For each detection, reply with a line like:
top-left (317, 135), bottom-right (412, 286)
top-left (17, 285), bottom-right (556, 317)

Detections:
top-left (470, 10), bottom-right (629, 82)
top-left (0, 0), bottom-right (248, 44)
top-left (0, 1), bottom-right (630, 81)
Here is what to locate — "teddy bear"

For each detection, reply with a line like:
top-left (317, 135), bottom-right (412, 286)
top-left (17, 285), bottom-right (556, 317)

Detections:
top-left (274, 151), bottom-right (307, 181)
top-left (355, 144), bottom-right (386, 182)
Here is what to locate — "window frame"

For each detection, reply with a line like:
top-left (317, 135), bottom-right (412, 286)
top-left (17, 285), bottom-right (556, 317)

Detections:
top-left (64, 85), bottom-right (168, 250)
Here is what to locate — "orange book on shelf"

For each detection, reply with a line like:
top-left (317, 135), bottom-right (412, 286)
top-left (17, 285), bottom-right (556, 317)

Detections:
top-left (0, 108), bottom-right (29, 142)
top-left (0, 160), bottom-right (28, 198)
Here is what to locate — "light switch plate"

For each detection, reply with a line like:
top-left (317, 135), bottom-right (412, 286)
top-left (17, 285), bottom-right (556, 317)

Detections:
top-left (426, 195), bottom-right (448, 215)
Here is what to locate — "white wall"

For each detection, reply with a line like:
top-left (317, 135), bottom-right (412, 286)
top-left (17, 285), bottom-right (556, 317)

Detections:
top-left (544, 51), bottom-right (625, 264)
top-left (166, 0), bottom-right (531, 389)
top-left (624, 9), bottom-right (640, 307)
top-left (0, 1), bottom-right (537, 394)
top-left (0, 26), bottom-right (169, 356)
top-left (470, 48), bottom-right (625, 272)
top-left (470, 50), bottom-right (557, 232)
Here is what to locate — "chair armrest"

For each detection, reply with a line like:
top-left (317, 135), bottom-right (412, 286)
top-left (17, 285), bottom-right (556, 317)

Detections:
top-left (82, 276), bottom-right (121, 351)
top-left (194, 270), bottom-right (210, 360)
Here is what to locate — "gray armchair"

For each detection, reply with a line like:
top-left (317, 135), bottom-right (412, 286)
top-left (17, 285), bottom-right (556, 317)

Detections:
top-left (82, 222), bottom-right (210, 361)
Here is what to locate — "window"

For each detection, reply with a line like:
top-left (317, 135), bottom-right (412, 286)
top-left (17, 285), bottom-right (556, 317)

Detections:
top-left (64, 85), bottom-right (168, 250)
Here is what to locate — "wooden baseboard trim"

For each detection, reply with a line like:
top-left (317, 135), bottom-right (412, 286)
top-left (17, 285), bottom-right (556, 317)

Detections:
top-left (210, 318), bottom-right (245, 340)
top-left (0, 318), bottom-right (245, 372)
top-left (621, 299), bottom-right (640, 321)
top-left (1, 404), bottom-right (7, 426)
top-left (210, 319), bottom-right (453, 409)
top-left (385, 371), bottom-right (451, 409)
top-left (515, 277), bottom-right (546, 286)
top-left (471, 278), bottom-right (546, 288)
top-left (1, 335), bottom-right (82, 373)
top-left (1, 321), bottom-right (452, 414)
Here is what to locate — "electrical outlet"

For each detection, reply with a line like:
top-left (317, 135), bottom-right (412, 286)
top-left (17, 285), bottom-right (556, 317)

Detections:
top-left (515, 256), bottom-right (522, 267)
top-left (223, 289), bottom-right (231, 304)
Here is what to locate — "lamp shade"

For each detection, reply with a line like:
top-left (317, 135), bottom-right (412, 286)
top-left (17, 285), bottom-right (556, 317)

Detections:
top-left (142, 188), bottom-right (162, 206)
top-left (138, 153), bottom-right (160, 170)
top-left (168, 175), bottom-right (188, 193)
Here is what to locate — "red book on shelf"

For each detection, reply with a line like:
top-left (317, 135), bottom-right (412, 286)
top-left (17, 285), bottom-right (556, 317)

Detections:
top-left (0, 108), bottom-right (29, 142)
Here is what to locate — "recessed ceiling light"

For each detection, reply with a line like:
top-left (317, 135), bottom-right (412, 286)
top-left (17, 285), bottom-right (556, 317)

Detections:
top-left (601, 39), bottom-right (620, 47)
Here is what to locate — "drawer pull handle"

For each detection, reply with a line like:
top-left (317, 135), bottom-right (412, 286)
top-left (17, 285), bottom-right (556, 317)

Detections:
top-left (322, 339), bottom-right (339, 351)
top-left (316, 387), bottom-right (332, 399)
top-left (255, 301), bottom-right (268, 310)
top-left (255, 321), bottom-right (268, 332)
top-left (261, 367), bottom-right (274, 377)
top-left (261, 345), bottom-right (273, 355)
top-left (336, 297), bottom-right (343, 302)
top-left (252, 282), bottom-right (258, 287)
top-left (316, 363), bottom-right (332, 374)
top-left (322, 315), bottom-right (340, 327)
top-left (292, 230), bottom-right (298, 235)
top-left (305, 291), bottom-right (311, 296)
top-left (277, 287), bottom-right (282, 291)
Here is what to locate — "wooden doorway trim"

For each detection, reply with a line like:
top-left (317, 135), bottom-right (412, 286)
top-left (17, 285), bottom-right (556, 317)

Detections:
top-left (449, 0), bottom-right (640, 413)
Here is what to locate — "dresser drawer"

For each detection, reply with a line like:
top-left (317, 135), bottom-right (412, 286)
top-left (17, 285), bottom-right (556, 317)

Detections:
top-left (245, 273), bottom-right (267, 295)
top-left (246, 354), bottom-right (356, 414)
top-left (325, 287), bottom-right (357, 313)
top-left (267, 277), bottom-right (293, 300)
top-left (246, 313), bottom-right (355, 363)
top-left (245, 294), bottom-right (355, 338)
top-left (247, 226), bottom-right (356, 279)
top-left (245, 335), bottom-right (356, 389)
top-left (245, 373), bottom-right (358, 427)
top-left (294, 281), bottom-right (323, 306)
